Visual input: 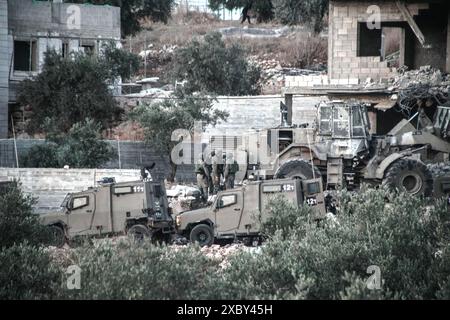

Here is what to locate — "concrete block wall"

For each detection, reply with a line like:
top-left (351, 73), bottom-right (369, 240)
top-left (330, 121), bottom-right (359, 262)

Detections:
top-left (0, 0), bottom-right (8, 138)
top-left (8, 0), bottom-right (121, 40)
top-left (0, 168), bottom-right (141, 213)
top-left (285, 75), bottom-right (330, 87)
top-left (328, 1), bottom-right (428, 82)
top-left (0, 138), bottom-right (196, 183)
top-left (118, 95), bottom-right (322, 137)
top-left (206, 95), bottom-right (321, 137)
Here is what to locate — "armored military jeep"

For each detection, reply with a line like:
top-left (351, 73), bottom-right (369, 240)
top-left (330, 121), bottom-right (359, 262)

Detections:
top-left (175, 178), bottom-right (326, 246)
top-left (40, 179), bottom-right (173, 246)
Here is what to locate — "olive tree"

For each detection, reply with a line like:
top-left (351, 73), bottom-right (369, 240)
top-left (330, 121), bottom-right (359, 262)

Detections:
top-left (130, 90), bottom-right (228, 181)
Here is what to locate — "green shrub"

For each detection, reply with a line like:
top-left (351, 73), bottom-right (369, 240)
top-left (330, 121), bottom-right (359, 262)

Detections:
top-left (22, 119), bottom-right (115, 169)
top-left (273, 0), bottom-right (328, 32)
top-left (18, 51), bottom-right (121, 134)
top-left (246, 187), bottom-right (450, 299)
top-left (0, 244), bottom-right (62, 299)
top-left (0, 181), bottom-right (51, 248)
top-left (60, 240), bottom-right (224, 300)
top-left (101, 41), bottom-right (140, 81)
top-left (259, 196), bottom-right (314, 240)
top-left (170, 32), bottom-right (261, 95)
top-left (218, 234), bottom-right (314, 299)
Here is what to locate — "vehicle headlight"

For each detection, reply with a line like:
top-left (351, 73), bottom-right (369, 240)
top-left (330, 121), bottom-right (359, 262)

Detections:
top-left (175, 215), bottom-right (181, 227)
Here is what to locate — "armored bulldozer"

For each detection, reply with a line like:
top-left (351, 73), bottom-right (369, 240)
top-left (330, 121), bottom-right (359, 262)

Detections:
top-left (41, 172), bottom-right (174, 247)
top-left (242, 101), bottom-right (450, 197)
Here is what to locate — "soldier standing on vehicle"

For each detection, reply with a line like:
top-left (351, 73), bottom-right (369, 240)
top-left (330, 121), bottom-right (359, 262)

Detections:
top-left (224, 152), bottom-right (239, 189)
top-left (205, 150), bottom-right (214, 193)
top-left (195, 153), bottom-right (210, 202)
top-left (211, 150), bottom-right (223, 194)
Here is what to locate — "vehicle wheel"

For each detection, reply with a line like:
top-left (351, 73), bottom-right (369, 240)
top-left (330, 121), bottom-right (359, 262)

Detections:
top-left (48, 225), bottom-right (66, 248)
top-left (127, 224), bottom-right (151, 242)
top-left (189, 224), bottom-right (214, 247)
top-left (274, 158), bottom-right (321, 180)
top-left (382, 159), bottom-right (432, 196)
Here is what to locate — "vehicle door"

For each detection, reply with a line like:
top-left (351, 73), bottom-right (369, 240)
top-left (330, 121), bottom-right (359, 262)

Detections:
top-left (214, 191), bottom-right (243, 235)
top-left (67, 193), bottom-right (96, 236)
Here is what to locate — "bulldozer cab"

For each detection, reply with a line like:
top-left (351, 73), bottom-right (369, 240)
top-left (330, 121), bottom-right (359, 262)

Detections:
top-left (318, 101), bottom-right (370, 139)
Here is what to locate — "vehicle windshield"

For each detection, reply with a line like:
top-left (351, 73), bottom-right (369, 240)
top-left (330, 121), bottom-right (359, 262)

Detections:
top-left (60, 194), bottom-right (71, 209)
top-left (319, 103), bottom-right (368, 138)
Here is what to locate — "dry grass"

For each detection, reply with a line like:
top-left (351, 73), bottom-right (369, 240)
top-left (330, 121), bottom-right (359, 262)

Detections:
top-left (239, 32), bottom-right (327, 68)
top-left (125, 9), bottom-right (328, 78)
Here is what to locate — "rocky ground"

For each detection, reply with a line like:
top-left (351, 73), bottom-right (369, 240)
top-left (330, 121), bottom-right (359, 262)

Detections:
top-left (46, 237), bottom-right (258, 269)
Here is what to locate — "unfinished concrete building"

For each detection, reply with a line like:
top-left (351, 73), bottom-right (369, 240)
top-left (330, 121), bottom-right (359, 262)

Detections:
top-left (284, 0), bottom-right (450, 134)
top-left (329, 0), bottom-right (450, 83)
top-left (0, 0), bottom-right (121, 139)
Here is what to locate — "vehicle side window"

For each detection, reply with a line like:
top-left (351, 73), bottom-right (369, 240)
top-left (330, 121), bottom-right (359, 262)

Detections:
top-left (351, 105), bottom-right (367, 137)
top-left (333, 105), bottom-right (350, 138)
top-left (218, 194), bottom-right (237, 208)
top-left (114, 186), bottom-right (133, 194)
top-left (319, 106), bottom-right (332, 135)
top-left (71, 196), bottom-right (89, 210)
top-left (306, 182), bottom-right (320, 194)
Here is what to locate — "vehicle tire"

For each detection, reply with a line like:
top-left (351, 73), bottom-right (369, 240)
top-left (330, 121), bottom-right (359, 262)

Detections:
top-left (127, 224), bottom-right (151, 242)
top-left (274, 158), bottom-right (321, 180)
top-left (189, 224), bottom-right (214, 247)
top-left (382, 159), bottom-right (432, 197)
top-left (48, 225), bottom-right (66, 248)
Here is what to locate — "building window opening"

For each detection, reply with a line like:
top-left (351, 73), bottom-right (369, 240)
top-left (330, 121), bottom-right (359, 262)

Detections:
top-left (13, 40), bottom-right (38, 72)
top-left (357, 22), bottom-right (382, 57)
top-left (80, 40), bottom-right (96, 56)
top-left (62, 42), bottom-right (70, 58)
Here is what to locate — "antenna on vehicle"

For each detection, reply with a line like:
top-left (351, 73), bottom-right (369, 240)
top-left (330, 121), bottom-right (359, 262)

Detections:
top-left (306, 129), bottom-right (316, 180)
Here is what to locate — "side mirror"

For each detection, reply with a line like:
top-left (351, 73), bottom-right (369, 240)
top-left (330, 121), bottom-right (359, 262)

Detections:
top-left (217, 200), bottom-right (224, 209)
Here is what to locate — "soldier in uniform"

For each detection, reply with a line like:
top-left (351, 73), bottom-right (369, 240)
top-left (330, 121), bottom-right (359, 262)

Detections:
top-left (195, 153), bottom-right (210, 202)
top-left (224, 152), bottom-right (239, 189)
top-left (211, 150), bottom-right (223, 194)
top-left (205, 150), bottom-right (214, 193)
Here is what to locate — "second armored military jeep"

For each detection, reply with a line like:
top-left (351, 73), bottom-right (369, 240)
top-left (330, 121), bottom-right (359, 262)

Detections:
top-left (175, 178), bottom-right (326, 246)
top-left (40, 179), bottom-right (174, 246)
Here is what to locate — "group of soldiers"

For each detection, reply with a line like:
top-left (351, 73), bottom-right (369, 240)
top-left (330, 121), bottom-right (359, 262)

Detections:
top-left (195, 150), bottom-right (239, 201)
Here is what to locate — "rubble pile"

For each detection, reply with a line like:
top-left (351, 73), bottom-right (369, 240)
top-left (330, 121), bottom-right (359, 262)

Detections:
top-left (391, 65), bottom-right (450, 89)
top-left (166, 184), bottom-right (206, 214)
top-left (249, 55), bottom-right (324, 93)
top-left (202, 243), bottom-right (261, 269)
top-left (388, 66), bottom-right (450, 115)
top-left (428, 163), bottom-right (450, 178)
top-left (139, 44), bottom-right (178, 61)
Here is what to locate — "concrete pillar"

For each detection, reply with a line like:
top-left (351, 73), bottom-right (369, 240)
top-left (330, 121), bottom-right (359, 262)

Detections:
top-left (446, 8), bottom-right (450, 73)
top-left (368, 110), bottom-right (377, 135)
top-left (0, 0), bottom-right (9, 138)
top-left (285, 93), bottom-right (293, 126)
top-left (399, 28), bottom-right (406, 67)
